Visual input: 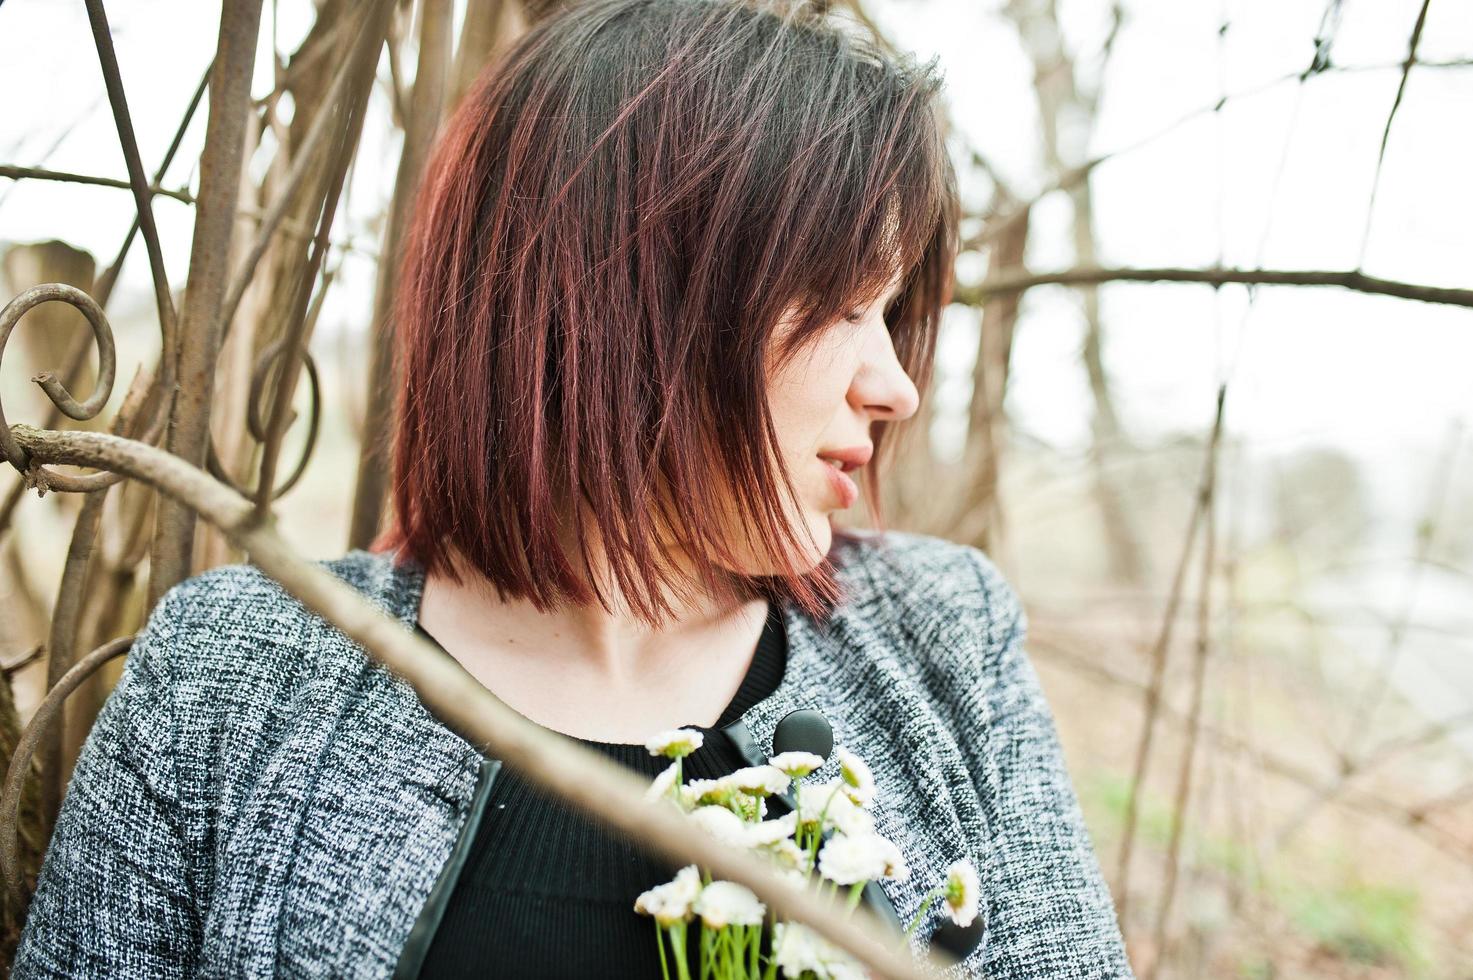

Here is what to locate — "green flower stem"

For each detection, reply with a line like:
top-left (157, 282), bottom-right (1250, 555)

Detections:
top-left (806, 791), bottom-right (844, 870)
top-left (715, 919), bottom-right (733, 972)
top-left (815, 787), bottom-right (841, 828)
top-left (748, 923), bottom-right (759, 978)
top-left (906, 889), bottom-right (941, 938)
top-left (669, 924), bottom-right (694, 980)
top-left (846, 881), bottom-right (866, 913)
top-left (656, 919), bottom-right (671, 980)
top-left (761, 922), bottom-right (780, 980)
top-left (761, 910), bottom-right (779, 980)
top-left (700, 925), bottom-right (712, 980)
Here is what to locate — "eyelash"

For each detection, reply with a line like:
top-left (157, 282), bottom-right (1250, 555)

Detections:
top-left (845, 291), bottom-right (902, 327)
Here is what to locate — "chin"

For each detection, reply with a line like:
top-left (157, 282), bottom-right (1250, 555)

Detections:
top-left (795, 511), bottom-right (834, 567)
top-left (734, 511), bottom-right (834, 575)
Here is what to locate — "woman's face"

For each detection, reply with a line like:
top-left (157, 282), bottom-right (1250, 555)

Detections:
top-left (748, 279), bottom-right (921, 571)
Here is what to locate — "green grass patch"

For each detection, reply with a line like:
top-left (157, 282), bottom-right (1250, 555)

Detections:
top-left (1276, 875), bottom-right (1428, 974)
top-left (1079, 771), bottom-right (1431, 974)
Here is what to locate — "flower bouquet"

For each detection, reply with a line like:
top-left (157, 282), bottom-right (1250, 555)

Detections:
top-left (635, 728), bottom-right (979, 980)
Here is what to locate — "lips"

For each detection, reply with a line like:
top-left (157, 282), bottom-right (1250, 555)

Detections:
top-left (816, 444), bottom-right (874, 471)
top-left (819, 456), bottom-right (860, 509)
top-left (815, 444), bottom-right (870, 509)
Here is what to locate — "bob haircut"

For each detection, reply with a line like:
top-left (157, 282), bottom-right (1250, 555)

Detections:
top-left (373, 0), bottom-right (959, 629)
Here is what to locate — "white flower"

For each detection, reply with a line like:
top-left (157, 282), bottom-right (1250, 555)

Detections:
top-left (690, 805), bottom-right (750, 848)
top-left (762, 837), bottom-right (814, 874)
top-left (772, 922), bottom-right (867, 979)
top-left (730, 790), bottom-right (766, 822)
top-left (768, 750), bottom-right (825, 779)
top-left (872, 833), bottom-right (910, 882)
top-left (944, 859), bottom-right (980, 927)
top-left (644, 762), bottom-right (679, 803)
top-left (633, 864), bottom-right (703, 926)
top-left (632, 888), bottom-right (664, 922)
top-left (826, 795), bottom-right (873, 837)
top-left (772, 922), bottom-right (824, 977)
top-left (679, 777), bottom-right (728, 809)
top-left (817, 832), bottom-right (891, 885)
top-left (646, 728), bottom-right (704, 758)
top-left (836, 748), bottom-right (876, 808)
top-left (745, 811), bottom-right (798, 846)
top-left (668, 864), bottom-right (704, 903)
top-left (682, 774), bottom-right (774, 819)
top-left (814, 830), bottom-right (909, 883)
top-left (724, 765), bottom-right (791, 797)
top-left (692, 880), bottom-right (766, 928)
top-left (799, 779), bottom-right (874, 836)
top-left (795, 778), bottom-right (842, 825)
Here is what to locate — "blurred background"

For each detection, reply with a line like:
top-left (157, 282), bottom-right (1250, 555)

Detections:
top-left (1, 0), bottom-right (1470, 976)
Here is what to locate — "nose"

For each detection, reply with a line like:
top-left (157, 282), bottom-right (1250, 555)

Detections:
top-left (851, 327), bottom-right (920, 422)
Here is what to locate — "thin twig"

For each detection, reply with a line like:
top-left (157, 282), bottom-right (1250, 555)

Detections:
top-left (964, 52), bottom-right (1473, 255)
top-left (80, 0), bottom-right (178, 403)
top-left (256, 0), bottom-right (398, 517)
top-left (1145, 385), bottom-right (1226, 979)
top-left (1336, 426), bottom-right (1462, 760)
top-left (1353, 0), bottom-right (1432, 268)
top-left (1111, 422), bottom-right (1213, 928)
top-left (214, 1), bottom-right (387, 353)
top-left (0, 165), bottom-right (194, 203)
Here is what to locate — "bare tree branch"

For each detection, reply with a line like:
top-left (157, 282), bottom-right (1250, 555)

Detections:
top-left (956, 265), bottom-right (1473, 308)
top-left (145, 0), bottom-right (266, 604)
top-left (7, 422), bottom-right (959, 980)
top-left (0, 165), bottom-right (194, 204)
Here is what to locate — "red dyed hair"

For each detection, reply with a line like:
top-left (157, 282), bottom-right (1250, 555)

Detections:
top-left (372, 0), bottom-right (959, 628)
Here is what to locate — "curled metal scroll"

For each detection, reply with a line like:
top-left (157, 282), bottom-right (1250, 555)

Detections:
top-left (0, 283), bottom-right (137, 495)
top-left (2, 284), bottom-right (319, 503)
top-left (204, 337), bottom-right (322, 500)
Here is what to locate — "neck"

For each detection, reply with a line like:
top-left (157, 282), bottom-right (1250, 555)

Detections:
top-left (419, 514), bottom-right (767, 678)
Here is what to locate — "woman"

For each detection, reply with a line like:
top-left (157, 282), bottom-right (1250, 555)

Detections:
top-left (15, 0), bottom-right (1131, 976)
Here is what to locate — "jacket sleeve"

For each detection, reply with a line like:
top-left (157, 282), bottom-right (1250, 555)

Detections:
top-left (950, 549), bottom-right (1134, 979)
top-left (12, 584), bottom-right (202, 978)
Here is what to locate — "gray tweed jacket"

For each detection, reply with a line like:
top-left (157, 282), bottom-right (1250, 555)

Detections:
top-left (12, 529), bottom-right (1132, 978)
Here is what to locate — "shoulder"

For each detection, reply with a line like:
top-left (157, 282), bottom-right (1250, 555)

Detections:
top-left (824, 529), bottom-right (1033, 729)
top-left (134, 547), bottom-right (412, 694)
top-left (830, 528), bottom-right (1025, 646)
top-left (149, 547), bottom-right (409, 632)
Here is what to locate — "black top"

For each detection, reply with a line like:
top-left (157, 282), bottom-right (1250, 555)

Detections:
top-left (413, 601), bottom-right (788, 979)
